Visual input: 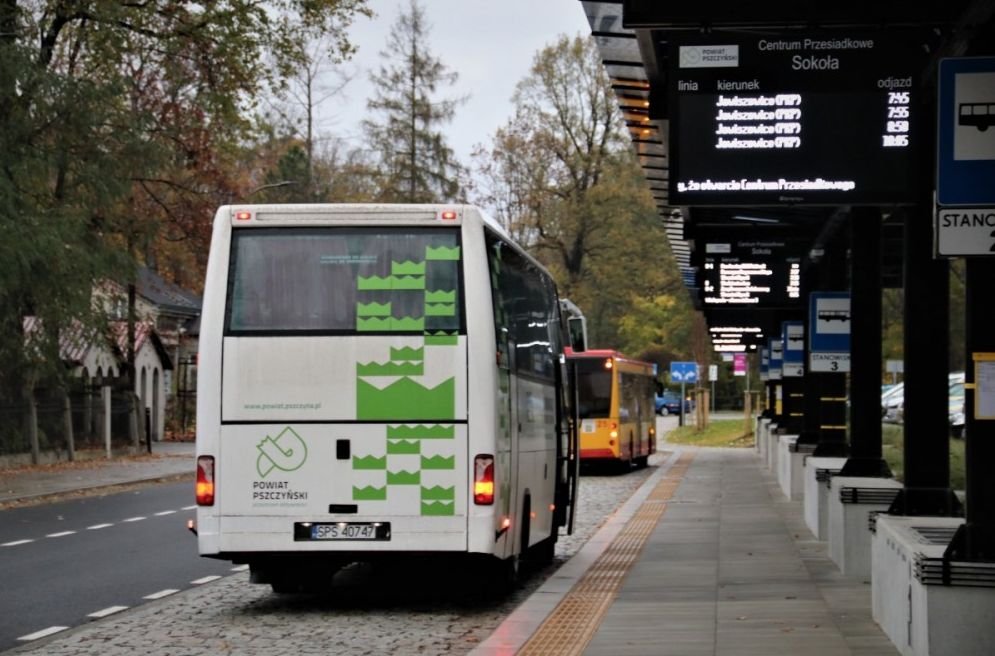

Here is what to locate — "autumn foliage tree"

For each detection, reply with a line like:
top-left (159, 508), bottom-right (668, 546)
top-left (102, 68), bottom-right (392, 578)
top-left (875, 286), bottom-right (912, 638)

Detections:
top-left (475, 35), bottom-right (699, 359)
top-left (0, 1), bottom-right (368, 399)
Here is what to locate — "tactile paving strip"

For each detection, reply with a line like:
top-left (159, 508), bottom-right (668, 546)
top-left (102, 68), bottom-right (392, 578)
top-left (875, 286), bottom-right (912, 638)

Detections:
top-left (518, 451), bottom-right (695, 656)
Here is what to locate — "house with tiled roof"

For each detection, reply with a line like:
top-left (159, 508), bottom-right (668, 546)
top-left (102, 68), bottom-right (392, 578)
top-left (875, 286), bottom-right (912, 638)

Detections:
top-left (100, 267), bottom-right (202, 438)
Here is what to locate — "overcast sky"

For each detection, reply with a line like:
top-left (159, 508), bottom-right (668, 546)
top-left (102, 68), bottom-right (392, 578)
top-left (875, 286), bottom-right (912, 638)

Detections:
top-left (318, 0), bottom-right (593, 164)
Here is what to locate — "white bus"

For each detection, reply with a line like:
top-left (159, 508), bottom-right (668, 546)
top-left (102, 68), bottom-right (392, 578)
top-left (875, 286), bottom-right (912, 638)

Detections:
top-left (193, 204), bottom-right (578, 593)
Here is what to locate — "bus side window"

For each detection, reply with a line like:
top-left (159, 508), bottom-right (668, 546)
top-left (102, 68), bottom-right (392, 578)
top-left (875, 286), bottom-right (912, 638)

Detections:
top-left (486, 233), bottom-right (511, 369)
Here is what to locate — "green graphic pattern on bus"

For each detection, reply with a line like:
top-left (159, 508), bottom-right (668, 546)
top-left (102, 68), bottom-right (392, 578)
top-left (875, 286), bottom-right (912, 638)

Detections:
top-left (420, 455), bottom-right (455, 470)
top-left (386, 439), bottom-right (420, 455)
top-left (387, 424), bottom-right (453, 439)
top-left (425, 303), bottom-right (456, 317)
top-left (425, 290), bottom-right (456, 303)
top-left (352, 485), bottom-right (387, 501)
top-left (352, 455), bottom-right (386, 470)
top-left (356, 361), bottom-right (424, 376)
top-left (351, 424), bottom-right (456, 516)
top-left (357, 302), bottom-right (392, 317)
top-left (392, 260), bottom-right (426, 275)
top-left (355, 242), bottom-right (461, 417)
top-left (356, 377), bottom-right (454, 420)
top-left (356, 274), bottom-right (426, 291)
top-left (357, 316), bottom-right (425, 332)
top-left (387, 470), bottom-right (420, 485)
top-left (426, 246), bottom-right (460, 260)
top-left (424, 331), bottom-right (458, 346)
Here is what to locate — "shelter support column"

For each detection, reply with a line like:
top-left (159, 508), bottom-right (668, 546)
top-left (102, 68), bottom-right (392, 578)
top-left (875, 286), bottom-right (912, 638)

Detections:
top-left (840, 208), bottom-right (890, 476)
top-left (946, 258), bottom-right (995, 560)
top-left (888, 209), bottom-right (960, 515)
top-left (803, 222), bottom-right (850, 457)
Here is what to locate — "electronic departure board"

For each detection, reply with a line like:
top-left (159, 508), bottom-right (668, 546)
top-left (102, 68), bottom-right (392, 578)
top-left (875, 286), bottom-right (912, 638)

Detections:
top-left (668, 33), bottom-right (924, 206)
top-left (699, 239), bottom-right (805, 307)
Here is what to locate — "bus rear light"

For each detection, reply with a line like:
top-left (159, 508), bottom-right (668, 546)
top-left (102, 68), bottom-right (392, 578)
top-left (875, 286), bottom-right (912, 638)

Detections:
top-left (549, 503), bottom-right (556, 511)
top-left (196, 455), bottom-right (215, 506)
top-left (439, 210), bottom-right (457, 220)
top-left (604, 358), bottom-right (613, 369)
top-left (473, 454), bottom-right (495, 505)
top-left (234, 210), bottom-right (252, 221)
top-left (610, 431), bottom-right (618, 439)
top-left (501, 517), bottom-right (511, 529)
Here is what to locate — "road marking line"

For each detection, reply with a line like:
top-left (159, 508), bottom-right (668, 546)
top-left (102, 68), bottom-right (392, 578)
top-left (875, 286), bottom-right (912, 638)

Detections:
top-left (143, 589), bottom-right (179, 600)
top-left (46, 531), bottom-right (76, 538)
top-left (191, 575), bottom-right (222, 585)
top-left (18, 626), bottom-right (69, 641)
top-left (87, 523), bottom-right (113, 530)
top-left (231, 564), bottom-right (249, 572)
top-left (88, 606), bottom-right (129, 619)
top-left (2, 539), bottom-right (34, 547)
top-left (122, 516), bottom-right (146, 523)
top-left (154, 510), bottom-right (177, 516)
top-left (182, 505), bottom-right (197, 510)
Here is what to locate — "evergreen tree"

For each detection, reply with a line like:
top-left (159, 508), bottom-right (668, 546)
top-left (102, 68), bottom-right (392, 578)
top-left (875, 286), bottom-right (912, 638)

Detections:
top-left (363, 0), bottom-right (466, 203)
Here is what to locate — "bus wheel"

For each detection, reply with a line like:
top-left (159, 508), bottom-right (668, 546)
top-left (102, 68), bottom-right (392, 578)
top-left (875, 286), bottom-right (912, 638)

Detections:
top-left (488, 554), bottom-right (519, 594)
top-left (528, 534), bottom-right (557, 566)
top-left (635, 455), bottom-right (649, 469)
top-left (269, 573), bottom-right (320, 594)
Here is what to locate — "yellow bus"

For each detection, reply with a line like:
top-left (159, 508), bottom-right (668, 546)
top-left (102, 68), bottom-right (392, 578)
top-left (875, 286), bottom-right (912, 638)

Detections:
top-left (567, 349), bottom-right (656, 468)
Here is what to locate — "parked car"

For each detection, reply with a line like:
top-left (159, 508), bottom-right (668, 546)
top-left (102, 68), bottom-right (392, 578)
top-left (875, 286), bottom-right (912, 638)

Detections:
top-left (881, 383), bottom-right (904, 423)
top-left (949, 372), bottom-right (965, 438)
top-left (656, 391), bottom-right (692, 416)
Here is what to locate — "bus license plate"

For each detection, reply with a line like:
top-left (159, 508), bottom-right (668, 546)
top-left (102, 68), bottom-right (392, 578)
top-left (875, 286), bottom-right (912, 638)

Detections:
top-left (309, 523), bottom-right (386, 540)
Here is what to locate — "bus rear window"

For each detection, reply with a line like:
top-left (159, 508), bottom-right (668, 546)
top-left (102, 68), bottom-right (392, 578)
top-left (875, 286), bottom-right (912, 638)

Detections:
top-left (226, 228), bottom-right (462, 334)
top-left (574, 358), bottom-right (611, 419)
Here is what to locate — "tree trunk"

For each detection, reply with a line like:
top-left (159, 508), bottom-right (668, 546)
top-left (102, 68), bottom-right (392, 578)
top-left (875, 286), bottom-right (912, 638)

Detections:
top-left (24, 382), bottom-right (40, 464)
top-left (62, 387), bottom-right (75, 461)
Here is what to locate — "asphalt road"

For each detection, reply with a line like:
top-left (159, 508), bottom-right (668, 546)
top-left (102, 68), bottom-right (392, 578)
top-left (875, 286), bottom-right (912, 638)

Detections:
top-left (0, 481), bottom-right (233, 651)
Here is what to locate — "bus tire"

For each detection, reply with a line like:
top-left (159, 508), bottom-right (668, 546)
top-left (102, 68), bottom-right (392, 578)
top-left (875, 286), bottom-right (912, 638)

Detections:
top-left (489, 554), bottom-right (519, 594)
top-left (520, 495), bottom-right (531, 558)
top-left (529, 534), bottom-right (556, 566)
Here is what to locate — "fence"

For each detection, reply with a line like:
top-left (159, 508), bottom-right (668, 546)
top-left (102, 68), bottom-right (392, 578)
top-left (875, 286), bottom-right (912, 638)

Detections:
top-left (0, 385), bottom-right (144, 466)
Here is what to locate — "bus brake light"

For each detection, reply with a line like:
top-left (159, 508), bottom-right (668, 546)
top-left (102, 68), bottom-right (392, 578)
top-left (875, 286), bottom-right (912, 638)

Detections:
top-left (196, 455), bottom-right (215, 506)
top-left (473, 454), bottom-right (495, 505)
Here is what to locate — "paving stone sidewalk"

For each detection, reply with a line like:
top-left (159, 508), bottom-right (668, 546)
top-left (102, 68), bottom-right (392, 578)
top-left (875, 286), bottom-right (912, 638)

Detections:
top-left (0, 441), bottom-right (194, 506)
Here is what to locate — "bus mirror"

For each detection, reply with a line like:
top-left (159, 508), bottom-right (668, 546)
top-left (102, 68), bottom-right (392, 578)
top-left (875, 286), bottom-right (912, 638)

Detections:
top-left (568, 316), bottom-right (586, 353)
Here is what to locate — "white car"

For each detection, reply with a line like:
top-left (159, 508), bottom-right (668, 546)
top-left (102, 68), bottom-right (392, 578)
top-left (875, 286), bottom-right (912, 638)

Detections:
top-left (881, 383), bottom-right (904, 423)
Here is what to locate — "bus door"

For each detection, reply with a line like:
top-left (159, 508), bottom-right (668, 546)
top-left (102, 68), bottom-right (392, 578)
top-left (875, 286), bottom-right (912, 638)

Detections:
top-left (559, 352), bottom-right (580, 535)
top-left (502, 335), bottom-right (522, 559)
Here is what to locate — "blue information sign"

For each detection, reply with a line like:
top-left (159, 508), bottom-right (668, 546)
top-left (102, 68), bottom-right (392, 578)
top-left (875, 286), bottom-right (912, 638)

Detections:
top-left (670, 361), bottom-right (698, 383)
top-left (781, 321), bottom-right (804, 377)
top-left (937, 57), bottom-right (995, 206)
top-left (809, 291), bottom-right (851, 372)
top-left (768, 338), bottom-right (783, 380)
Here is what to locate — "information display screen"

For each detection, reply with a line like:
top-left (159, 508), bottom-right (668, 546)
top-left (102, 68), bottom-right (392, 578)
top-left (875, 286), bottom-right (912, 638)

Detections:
top-left (668, 33), bottom-right (924, 206)
top-left (699, 239), bottom-right (806, 307)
